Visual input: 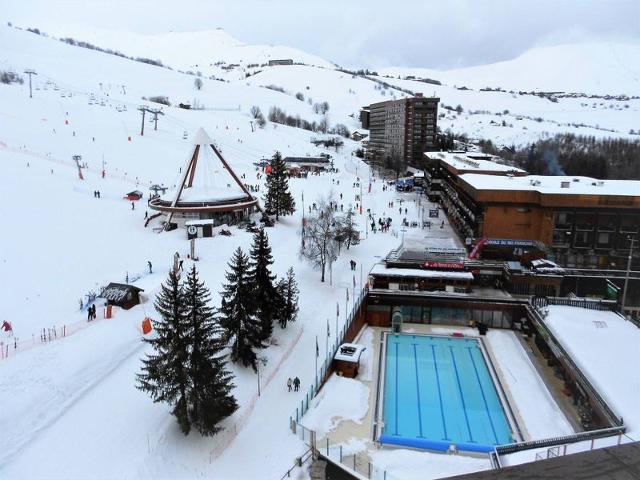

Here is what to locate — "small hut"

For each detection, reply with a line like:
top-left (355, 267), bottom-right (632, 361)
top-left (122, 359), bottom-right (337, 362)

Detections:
top-left (333, 343), bottom-right (366, 378)
top-left (100, 283), bottom-right (144, 310)
top-left (124, 190), bottom-right (143, 201)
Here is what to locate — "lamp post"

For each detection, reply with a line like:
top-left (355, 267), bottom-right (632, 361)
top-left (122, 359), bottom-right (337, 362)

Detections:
top-left (621, 236), bottom-right (636, 318)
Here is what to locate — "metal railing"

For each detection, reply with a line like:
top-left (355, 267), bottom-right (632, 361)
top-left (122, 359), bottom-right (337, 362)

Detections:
top-left (531, 296), bottom-right (618, 311)
top-left (319, 443), bottom-right (404, 480)
top-left (290, 287), bottom-right (367, 426)
top-left (496, 425), bottom-right (627, 455)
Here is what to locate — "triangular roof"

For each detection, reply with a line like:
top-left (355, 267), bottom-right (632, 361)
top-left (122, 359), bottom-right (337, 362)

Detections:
top-left (163, 128), bottom-right (252, 206)
top-left (192, 127), bottom-right (213, 146)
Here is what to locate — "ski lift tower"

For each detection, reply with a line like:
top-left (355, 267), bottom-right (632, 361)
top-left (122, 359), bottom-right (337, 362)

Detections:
top-left (72, 154), bottom-right (83, 180)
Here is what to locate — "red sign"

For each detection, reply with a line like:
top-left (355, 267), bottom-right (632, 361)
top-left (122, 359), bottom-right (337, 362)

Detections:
top-left (424, 261), bottom-right (465, 270)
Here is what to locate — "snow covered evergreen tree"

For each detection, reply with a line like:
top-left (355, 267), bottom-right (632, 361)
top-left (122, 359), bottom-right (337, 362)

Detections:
top-left (275, 267), bottom-right (299, 329)
top-left (219, 248), bottom-right (265, 371)
top-left (136, 270), bottom-right (192, 434)
top-left (249, 228), bottom-right (277, 341)
top-left (264, 151), bottom-right (295, 220)
top-left (183, 265), bottom-right (237, 436)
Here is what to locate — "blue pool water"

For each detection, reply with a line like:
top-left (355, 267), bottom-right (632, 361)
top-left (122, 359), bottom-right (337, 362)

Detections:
top-left (381, 334), bottom-right (512, 453)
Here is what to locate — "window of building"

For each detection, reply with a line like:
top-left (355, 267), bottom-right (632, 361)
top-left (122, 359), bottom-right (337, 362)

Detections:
top-left (596, 232), bottom-right (612, 248)
top-left (554, 212), bottom-right (573, 229)
top-left (574, 231), bottom-right (593, 248)
top-left (553, 230), bottom-right (571, 246)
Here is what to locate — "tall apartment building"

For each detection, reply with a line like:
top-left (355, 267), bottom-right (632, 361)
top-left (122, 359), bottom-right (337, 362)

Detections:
top-left (364, 94), bottom-right (439, 171)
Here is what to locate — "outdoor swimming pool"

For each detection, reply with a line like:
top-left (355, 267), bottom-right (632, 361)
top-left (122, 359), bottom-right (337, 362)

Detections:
top-left (380, 334), bottom-right (513, 453)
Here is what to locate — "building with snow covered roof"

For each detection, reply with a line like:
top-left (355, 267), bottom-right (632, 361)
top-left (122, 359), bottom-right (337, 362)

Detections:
top-left (148, 128), bottom-right (258, 228)
top-left (424, 151), bottom-right (640, 271)
top-left (364, 94), bottom-right (439, 172)
top-left (283, 156), bottom-right (330, 172)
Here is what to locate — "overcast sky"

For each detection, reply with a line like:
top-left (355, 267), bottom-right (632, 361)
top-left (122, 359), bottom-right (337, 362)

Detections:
top-left (3, 0), bottom-right (639, 68)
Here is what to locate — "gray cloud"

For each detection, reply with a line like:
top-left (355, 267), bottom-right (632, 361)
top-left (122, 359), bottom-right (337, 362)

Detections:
top-left (4, 0), bottom-right (639, 68)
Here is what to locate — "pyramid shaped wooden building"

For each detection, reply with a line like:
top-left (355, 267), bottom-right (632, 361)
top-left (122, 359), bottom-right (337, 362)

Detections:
top-left (149, 128), bottom-right (258, 227)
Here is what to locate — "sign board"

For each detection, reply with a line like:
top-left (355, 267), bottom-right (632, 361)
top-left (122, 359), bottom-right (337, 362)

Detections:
top-left (486, 239), bottom-right (538, 248)
top-left (187, 225), bottom-right (197, 235)
top-left (424, 261), bottom-right (465, 270)
top-left (428, 209), bottom-right (439, 218)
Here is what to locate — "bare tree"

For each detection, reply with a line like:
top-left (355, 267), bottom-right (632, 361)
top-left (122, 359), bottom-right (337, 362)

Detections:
top-left (249, 105), bottom-right (262, 119)
top-left (300, 197), bottom-right (339, 282)
top-left (318, 115), bottom-right (329, 134)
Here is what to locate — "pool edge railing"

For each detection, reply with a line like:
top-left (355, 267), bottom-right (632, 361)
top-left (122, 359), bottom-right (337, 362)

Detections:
top-left (495, 425), bottom-right (627, 456)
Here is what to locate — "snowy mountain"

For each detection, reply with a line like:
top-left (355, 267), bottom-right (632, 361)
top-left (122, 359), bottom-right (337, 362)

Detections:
top-left (379, 41), bottom-right (640, 96)
top-left (39, 25), bottom-right (336, 76)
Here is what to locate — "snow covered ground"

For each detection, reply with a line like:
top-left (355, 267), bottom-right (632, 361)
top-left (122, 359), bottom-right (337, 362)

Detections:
top-left (1, 21), bottom-right (638, 480)
top-left (0, 24), bottom-right (416, 479)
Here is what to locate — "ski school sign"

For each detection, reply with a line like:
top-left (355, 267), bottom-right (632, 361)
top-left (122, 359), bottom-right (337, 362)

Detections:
top-left (423, 261), bottom-right (465, 270)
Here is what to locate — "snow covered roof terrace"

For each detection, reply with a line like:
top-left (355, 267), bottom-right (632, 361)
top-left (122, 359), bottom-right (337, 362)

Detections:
top-left (460, 174), bottom-right (640, 197)
top-left (425, 151), bottom-right (526, 175)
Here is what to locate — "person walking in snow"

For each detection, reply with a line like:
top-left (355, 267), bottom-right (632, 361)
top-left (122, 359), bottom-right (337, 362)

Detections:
top-left (87, 305), bottom-right (93, 321)
top-left (179, 260), bottom-right (184, 271)
top-left (131, 202), bottom-right (135, 210)
top-left (148, 261), bottom-right (152, 274)
top-left (287, 377), bottom-right (293, 392)
top-left (293, 377), bottom-right (301, 392)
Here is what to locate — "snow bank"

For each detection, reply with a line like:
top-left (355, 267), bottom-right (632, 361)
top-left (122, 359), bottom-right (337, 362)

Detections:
top-left (301, 375), bottom-right (369, 437)
top-left (544, 306), bottom-right (640, 434)
top-left (369, 448), bottom-right (490, 480)
top-left (485, 329), bottom-right (574, 440)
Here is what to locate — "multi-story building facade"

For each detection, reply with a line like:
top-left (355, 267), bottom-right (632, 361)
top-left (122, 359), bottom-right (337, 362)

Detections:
top-left (425, 151), bottom-right (640, 270)
top-left (364, 95), bottom-right (439, 172)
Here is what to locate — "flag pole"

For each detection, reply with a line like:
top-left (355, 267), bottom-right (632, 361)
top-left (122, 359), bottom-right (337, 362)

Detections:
top-left (326, 319), bottom-right (329, 366)
top-left (336, 301), bottom-right (340, 347)
top-left (345, 288), bottom-right (348, 334)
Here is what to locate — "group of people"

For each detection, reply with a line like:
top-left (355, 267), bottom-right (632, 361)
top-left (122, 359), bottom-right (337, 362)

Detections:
top-left (93, 190), bottom-right (101, 198)
top-left (86, 304), bottom-right (97, 322)
top-left (287, 376), bottom-right (301, 392)
top-left (349, 259), bottom-right (357, 271)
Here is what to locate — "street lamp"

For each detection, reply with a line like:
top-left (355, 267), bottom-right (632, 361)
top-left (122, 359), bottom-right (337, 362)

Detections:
top-left (621, 235), bottom-right (636, 318)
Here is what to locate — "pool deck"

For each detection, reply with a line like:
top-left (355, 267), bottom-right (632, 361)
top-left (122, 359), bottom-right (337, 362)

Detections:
top-left (318, 323), bottom-right (576, 459)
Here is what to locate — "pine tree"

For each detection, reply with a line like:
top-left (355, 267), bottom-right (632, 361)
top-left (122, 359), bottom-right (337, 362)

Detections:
top-left (264, 151), bottom-right (295, 220)
top-left (275, 267), bottom-right (299, 329)
top-left (219, 248), bottom-right (265, 371)
top-left (137, 270), bottom-right (192, 434)
top-left (183, 265), bottom-right (238, 436)
top-left (249, 228), bottom-right (278, 341)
